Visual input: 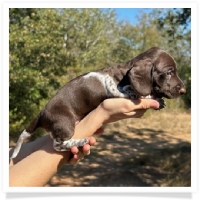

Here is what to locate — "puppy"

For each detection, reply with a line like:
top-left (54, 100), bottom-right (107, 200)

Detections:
top-left (10, 47), bottom-right (186, 159)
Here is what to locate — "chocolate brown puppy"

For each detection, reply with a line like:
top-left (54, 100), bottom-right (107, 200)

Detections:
top-left (10, 47), bottom-right (186, 159)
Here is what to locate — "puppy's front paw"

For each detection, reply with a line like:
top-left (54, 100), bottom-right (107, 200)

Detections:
top-left (155, 98), bottom-right (166, 110)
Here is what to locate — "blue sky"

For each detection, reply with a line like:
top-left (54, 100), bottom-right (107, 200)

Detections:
top-left (114, 8), bottom-right (153, 25)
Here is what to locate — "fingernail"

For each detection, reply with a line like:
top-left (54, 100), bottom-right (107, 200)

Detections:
top-left (150, 100), bottom-right (159, 109)
top-left (84, 150), bottom-right (90, 156)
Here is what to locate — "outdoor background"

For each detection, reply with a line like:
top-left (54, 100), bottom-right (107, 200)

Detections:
top-left (9, 8), bottom-right (191, 187)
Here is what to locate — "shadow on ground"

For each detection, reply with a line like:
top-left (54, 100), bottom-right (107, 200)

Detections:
top-left (47, 121), bottom-right (191, 187)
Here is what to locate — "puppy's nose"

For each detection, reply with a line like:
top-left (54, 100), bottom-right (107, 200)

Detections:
top-left (179, 87), bottom-right (186, 95)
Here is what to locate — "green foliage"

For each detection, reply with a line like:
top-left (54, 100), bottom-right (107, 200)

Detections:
top-left (9, 8), bottom-right (68, 138)
top-left (131, 12), bottom-right (163, 52)
top-left (9, 8), bottom-right (191, 140)
top-left (60, 8), bottom-right (120, 71)
top-left (155, 8), bottom-right (191, 108)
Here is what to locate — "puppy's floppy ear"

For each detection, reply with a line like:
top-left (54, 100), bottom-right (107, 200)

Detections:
top-left (128, 59), bottom-right (153, 96)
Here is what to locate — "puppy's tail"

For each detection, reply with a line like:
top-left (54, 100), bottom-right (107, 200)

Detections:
top-left (10, 130), bottom-right (31, 159)
top-left (10, 114), bottom-right (41, 159)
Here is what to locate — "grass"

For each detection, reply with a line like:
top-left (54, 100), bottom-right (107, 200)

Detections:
top-left (120, 142), bottom-right (191, 186)
top-left (47, 109), bottom-right (191, 187)
top-left (106, 109), bottom-right (191, 186)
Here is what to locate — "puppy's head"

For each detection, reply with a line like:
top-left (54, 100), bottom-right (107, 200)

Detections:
top-left (128, 47), bottom-right (186, 99)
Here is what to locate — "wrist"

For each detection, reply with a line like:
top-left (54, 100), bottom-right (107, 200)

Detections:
top-left (72, 103), bottom-right (108, 139)
top-left (98, 102), bottom-right (111, 124)
top-left (30, 135), bottom-right (72, 167)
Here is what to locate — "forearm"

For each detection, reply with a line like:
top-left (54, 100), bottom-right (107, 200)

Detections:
top-left (9, 135), bottom-right (51, 167)
top-left (9, 136), bottom-right (70, 186)
top-left (9, 104), bottom-right (107, 187)
top-left (73, 103), bottom-right (107, 139)
top-left (9, 98), bottom-right (157, 187)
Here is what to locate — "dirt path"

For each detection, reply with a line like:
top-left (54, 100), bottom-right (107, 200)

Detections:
top-left (46, 111), bottom-right (191, 187)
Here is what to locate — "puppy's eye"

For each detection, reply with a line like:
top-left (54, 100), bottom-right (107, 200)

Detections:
top-left (166, 70), bottom-right (173, 76)
top-left (166, 71), bottom-right (171, 75)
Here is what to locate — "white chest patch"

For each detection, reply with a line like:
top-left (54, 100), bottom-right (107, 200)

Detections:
top-left (84, 72), bottom-right (127, 98)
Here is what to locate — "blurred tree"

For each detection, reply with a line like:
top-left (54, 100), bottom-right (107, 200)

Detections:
top-left (109, 12), bottom-right (163, 64)
top-left (9, 8), bottom-right (120, 139)
top-left (156, 8), bottom-right (191, 108)
top-left (129, 12), bottom-right (163, 53)
top-left (10, 8), bottom-right (67, 138)
top-left (9, 8), bottom-right (191, 140)
top-left (59, 8), bottom-right (120, 72)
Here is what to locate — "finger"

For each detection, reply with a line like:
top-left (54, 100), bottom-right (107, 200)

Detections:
top-left (69, 154), bottom-right (78, 165)
top-left (124, 110), bottom-right (145, 118)
top-left (70, 146), bottom-right (79, 155)
top-left (70, 136), bottom-right (95, 154)
top-left (69, 153), bottom-right (84, 165)
top-left (82, 143), bottom-right (91, 156)
top-left (131, 99), bottom-right (160, 110)
top-left (88, 136), bottom-right (96, 146)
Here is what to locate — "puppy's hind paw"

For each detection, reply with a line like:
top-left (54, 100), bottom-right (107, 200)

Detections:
top-left (53, 138), bottom-right (89, 151)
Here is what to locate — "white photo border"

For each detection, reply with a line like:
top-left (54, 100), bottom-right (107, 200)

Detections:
top-left (1, 0), bottom-right (198, 195)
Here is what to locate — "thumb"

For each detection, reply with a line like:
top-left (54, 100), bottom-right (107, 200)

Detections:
top-left (134, 98), bottom-right (160, 110)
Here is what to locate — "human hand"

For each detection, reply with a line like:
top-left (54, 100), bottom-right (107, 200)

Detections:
top-left (68, 136), bottom-right (96, 164)
top-left (73, 98), bottom-right (159, 140)
top-left (9, 98), bottom-right (160, 187)
top-left (99, 98), bottom-right (160, 123)
top-left (9, 135), bottom-right (96, 167)
top-left (69, 98), bottom-right (159, 163)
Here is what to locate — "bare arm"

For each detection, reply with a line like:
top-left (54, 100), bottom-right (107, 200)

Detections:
top-left (9, 98), bottom-right (159, 187)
